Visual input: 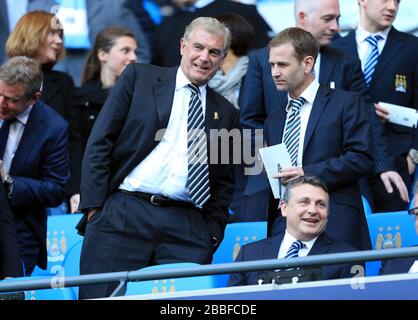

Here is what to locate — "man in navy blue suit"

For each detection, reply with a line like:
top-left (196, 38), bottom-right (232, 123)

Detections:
top-left (238, 0), bottom-right (406, 222)
top-left (332, 0), bottom-right (418, 212)
top-left (0, 56), bottom-right (69, 275)
top-left (264, 27), bottom-right (372, 250)
top-left (78, 17), bottom-right (238, 299)
top-left (228, 175), bottom-right (357, 286)
top-left (380, 182), bottom-right (418, 275)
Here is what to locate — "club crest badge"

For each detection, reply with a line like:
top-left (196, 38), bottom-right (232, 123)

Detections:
top-left (395, 74), bottom-right (407, 93)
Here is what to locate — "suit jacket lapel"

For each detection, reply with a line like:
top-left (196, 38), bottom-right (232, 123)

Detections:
top-left (303, 86), bottom-right (329, 152)
top-left (372, 27), bottom-right (403, 84)
top-left (9, 102), bottom-right (43, 174)
top-left (153, 67), bottom-right (177, 130)
top-left (307, 233), bottom-right (332, 256)
top-left (205, 88), bottom-right (222, 132)
top-left (267, 103), bottom-right (287, 146)
top-left (341, 30), bottom-right (360, 58)
top-left (264, 233), bottom-right (285, 259)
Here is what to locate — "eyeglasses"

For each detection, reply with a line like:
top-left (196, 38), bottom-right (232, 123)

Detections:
top-left (408, 207), bottom-right (418, 220)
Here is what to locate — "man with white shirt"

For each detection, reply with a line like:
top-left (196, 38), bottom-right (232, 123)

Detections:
top-left (380, 182), bottom-right (418, 274)
top-left (0, 56), bottom-right (69, 275)
top-left (78, 17), bottom-right (238, 299)
top-left (238, 0), bottom-right (405, 223)
top-left (332, 0), bottom-right (418, 212)
top-left (228, 175), bottom-right (357, 286)
top-left (264, 27), bottom-right (372, 250)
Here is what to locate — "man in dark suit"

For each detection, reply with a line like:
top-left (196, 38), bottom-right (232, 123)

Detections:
top-left (151, 0), bottom-right (272, 67)
top-left (78, 17), bottom-right (238, 299)
top-left (332, 0), bottom-right (418, 212)
top-left (0, 56), bottom-right (69, 275)
top-left (228, 175), bottom-right (357, 286)
top-left (239, 0), bottom-right (406, 222)
top-left (380, 183), bottom-right (418, 275)
top-left (265, 27), bottom-right (372, 250)
top-left (0, 180), bottom-right (22, 279)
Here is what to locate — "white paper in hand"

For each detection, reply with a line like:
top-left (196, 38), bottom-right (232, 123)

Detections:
top-left (259, 143), bottom-right (292, 199)
top-left (379, 102), bottom-right (418, 128)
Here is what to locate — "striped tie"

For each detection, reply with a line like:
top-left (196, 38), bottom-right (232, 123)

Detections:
top-left (283, 97), bottom-right (305, 166)
top-left (284, 240), bottom-right (305, 259)
top-left (364, 35), bottom-right (383, 86)
top-left (187, 84), bottom-right (210, 208)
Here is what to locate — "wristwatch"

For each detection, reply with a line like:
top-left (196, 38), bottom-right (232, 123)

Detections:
top-left (408, 148), bottom-right (418, 164)
top-left (3, 174), bottom-right (13, 195)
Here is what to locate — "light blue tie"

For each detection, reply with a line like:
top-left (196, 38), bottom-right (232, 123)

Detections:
top-left (187, 84), bottom-right (210, 207)
top-left (283, 97), bottom-right (306, 166)
top-left (364, 35), bottom-right (383, 86)
top-left (284, 240), bottom-right (305, 259)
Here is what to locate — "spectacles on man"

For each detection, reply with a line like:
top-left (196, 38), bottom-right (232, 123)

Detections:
top-left (408, 207), bottom-right (418, 220)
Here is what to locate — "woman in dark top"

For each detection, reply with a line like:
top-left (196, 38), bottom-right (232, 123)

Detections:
top-left (6, 11), bottom-right (81, 208)
top-left (72, 26), bottom-right (137, 212)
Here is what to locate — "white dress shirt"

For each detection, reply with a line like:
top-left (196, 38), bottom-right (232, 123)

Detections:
top-left (355, 25), bottom-right (391, 71)
top-left (277, 230), bottom-right (318, 259)
top-left (119, 67), bottom-right (207, 202)
top-left (284, 79), bottom-right (320, 167)
top-left (1, 105), bottom-right (33, 175)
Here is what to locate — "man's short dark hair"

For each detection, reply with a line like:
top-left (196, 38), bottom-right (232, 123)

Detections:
top-left (282, 175), bottom-right (328, 203)
top-left (269, 27), bottom-right (319, 63)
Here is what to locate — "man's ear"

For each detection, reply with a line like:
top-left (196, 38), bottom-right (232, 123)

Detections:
top-left (304, 56), bottom-right (315, 74)
top-left (280, 200), bottom-right (287, 218)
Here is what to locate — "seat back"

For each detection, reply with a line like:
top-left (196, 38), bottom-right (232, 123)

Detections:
top-left (125, 263), bottom-right (216, 296)
top-left (362, 196), bottom-right (418, 276)
top-left (212, 221), bottom-right (267, 287)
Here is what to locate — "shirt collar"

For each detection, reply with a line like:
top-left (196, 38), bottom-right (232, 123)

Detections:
top-left (357, 25), bottom-right (391, 43)
top-left (283, 230), bottom-right (318, 252)
top-left (286, 78), bottom-right (320, 112)
top-left (16, 104), bottom-right (33, 125)
top-left (176, 67), bottom-right (207, 97)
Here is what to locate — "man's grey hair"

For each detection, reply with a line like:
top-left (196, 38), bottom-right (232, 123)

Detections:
top-left (0, 56), bottom-right (43, 98)
top-left (282, 175), bottom-right (328, 203)
top-left (183, 17), bottom-right (232, 53)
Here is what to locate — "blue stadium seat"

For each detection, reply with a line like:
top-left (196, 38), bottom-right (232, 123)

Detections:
top-left (32, 214), bottom-right (83, 276)
top-left (125, 263), bottom-right (216, 296)
top-left (212, 221), bottom-right (267, 287)
top-left (362, 196), bottom-right (418, 276)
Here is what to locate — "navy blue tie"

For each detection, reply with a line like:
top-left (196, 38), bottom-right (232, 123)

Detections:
top-left (364, 35), bottom-right (383, 86)
top-left (0, 119), bottom-right (14, 159)
top-left (283, 97), bottom-right (306, 166)
top-left (187, 84), bottom-right (210, 207)
top-left (284, 240), bottom-right (305, 259)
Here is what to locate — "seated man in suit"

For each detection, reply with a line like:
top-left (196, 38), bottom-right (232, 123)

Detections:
top-left (0, 178), bottom-right (22, 279)
top-left (228, 175), bottom-right (358, 286)
top-left (0, 56), bottom-right (69, 275)
top-left (380, 182), bottom-right (418, 275)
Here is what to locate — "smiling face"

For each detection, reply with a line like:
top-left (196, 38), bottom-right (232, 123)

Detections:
top-left (359, 0), bottom-right (399, 33)
top-left (35, 30), bottom-right (63, 65)
top-left (280, 184), bottom-right (329, 241)
top-left (180, 27), bottom-right (226, 86)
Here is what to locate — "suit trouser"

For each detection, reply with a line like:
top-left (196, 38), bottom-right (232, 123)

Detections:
top-left (78, 191), bottom-right (213, 299)
top-left (15, 218), bottom-right (39, 276)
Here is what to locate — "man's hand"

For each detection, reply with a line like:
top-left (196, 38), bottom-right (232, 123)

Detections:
top-left (69, 194), bottom-right (80, 213)
top-left (272, 166), bottom-right (304, 185)
top-left (380, 171), bottom-right (410, 203)
top-left (374, 103), bottom-right (390, 123)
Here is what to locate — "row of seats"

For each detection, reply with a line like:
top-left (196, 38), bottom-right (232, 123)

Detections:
top-left (4, 199), bottom-right (418, 299)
